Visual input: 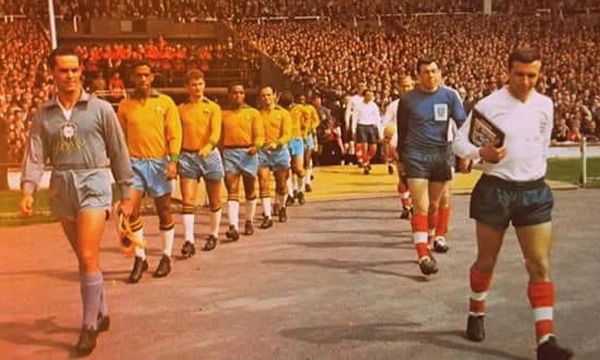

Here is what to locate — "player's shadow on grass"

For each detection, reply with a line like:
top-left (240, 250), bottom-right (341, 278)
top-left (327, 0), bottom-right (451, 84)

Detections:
top-left (0, 317), bottom-right (77, 355)
top-left (280, 322), bottom-right (529, 360)
top-left (0, 268), bottom-right (79, 283)
top-left (263, 258), bottom-right (427, 283)
top-left (295, 228), bottom-right (412, 241)
top-left (290, 239), bottom-right (413, 250)
top-left (293, 214), bottom-right (400, 221)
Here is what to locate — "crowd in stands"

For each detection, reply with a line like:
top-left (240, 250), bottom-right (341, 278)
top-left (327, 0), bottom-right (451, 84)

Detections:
top-left (4, 0), bottom-right (600, 21)
top-left (75, 36), bottom-right (259, 92)
top-left (0, 20), bottom-right (51, 164)
top-left (239, 12), bottom-right (600, 145)
top-left (3, 1), bottom-right (600, 163)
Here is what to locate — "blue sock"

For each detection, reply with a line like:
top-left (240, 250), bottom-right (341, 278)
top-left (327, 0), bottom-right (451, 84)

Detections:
top-left (80, 273), bottom-right (103, 329)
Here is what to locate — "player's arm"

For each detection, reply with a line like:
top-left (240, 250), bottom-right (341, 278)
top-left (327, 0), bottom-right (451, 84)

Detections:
top-left (164, 97), bottom-right (182, 178)
top-left (116, 101), bottom-right (128, 141)
top-left (20, 110), bottom-right (48, 216)
top-left (451, 91), bottom-right (467, 129)
top-left (201, 103), bottom-right (222, 157)
top-left (102, 102), bottom-right (133, 200)
top-left (274, 110), bottom-right (292, 149)
top-left (250, 109), bottom-right (265, 154)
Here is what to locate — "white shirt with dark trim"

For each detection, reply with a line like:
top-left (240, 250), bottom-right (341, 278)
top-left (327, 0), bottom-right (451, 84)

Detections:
top-left (344, 94), bottom-right (363, 133)
top-left (452, 87), bottom-right (554, 182)
top-left (351, 99), bottom-right (381, 134)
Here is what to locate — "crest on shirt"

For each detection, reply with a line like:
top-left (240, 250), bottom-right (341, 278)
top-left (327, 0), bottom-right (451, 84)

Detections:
top-left (434, 104), bottom-right (448, 121)
top-left (61, 122), bottom-right (77, 140)
top-left (54, 122), bottom-right (85, 153)
top-left (155, 105), bottom-right (164, 115)
top-left (202, 108), bottom-right (211, 115)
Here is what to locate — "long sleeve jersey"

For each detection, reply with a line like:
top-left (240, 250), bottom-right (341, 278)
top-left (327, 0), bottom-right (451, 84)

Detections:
top-left (178, 97), bottom-right (222, 151)
top-left (221, 104), bottom-right (265, 148)
top-left (117, 90), bottom-right (182, 159)
top-left (21, 91), bottom-right (133, 197)
top-left (290, 104), bottom-right (319, 139)
top-left (452, 87), bottom-right (553, 182)
top-left (260, 105), bottom-right (292, 146)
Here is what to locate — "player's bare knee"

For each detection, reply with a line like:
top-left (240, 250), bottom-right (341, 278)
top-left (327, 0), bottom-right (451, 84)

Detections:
top-left (157, 207), bottom-right (173, 226)
top-left (275, 182), bottom-right (286, 195)
top-left (474, 258), bottom-right (496, 274)
top-left (525, 258), bottom-right (550, 281)
top-left (79, 251), bottom-right (100, 273)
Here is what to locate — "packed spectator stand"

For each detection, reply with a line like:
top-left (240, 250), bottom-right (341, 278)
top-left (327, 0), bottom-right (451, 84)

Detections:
top-left (1, 0), bottom-right (600, 164)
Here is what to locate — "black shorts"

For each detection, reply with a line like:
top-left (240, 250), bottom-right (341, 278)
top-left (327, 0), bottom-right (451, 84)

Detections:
top-left (356, 124), bottom-right (379, 144)
top-left (402, 146), bottom-right (454, 182)
top-left (470, 174), bottom-right (553, 229)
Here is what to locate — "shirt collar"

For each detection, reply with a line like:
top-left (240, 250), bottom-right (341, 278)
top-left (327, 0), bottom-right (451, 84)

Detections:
top-left (43, 89), bottom-right (91, 108)
top-left (129, 88), bottom-right (160, 99)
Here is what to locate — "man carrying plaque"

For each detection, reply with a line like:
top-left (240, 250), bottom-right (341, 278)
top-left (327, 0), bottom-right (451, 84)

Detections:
top-left (397, 57), bottom-right (466, 276)
top-left (452, 47), bottom-right (573, 360)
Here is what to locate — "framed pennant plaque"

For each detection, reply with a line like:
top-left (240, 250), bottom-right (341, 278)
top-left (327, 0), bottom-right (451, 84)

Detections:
top-left (468, 108), bottom-right (505, 148)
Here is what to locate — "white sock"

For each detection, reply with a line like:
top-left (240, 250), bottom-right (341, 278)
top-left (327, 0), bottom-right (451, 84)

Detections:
top-left (262, 197), bottom-right (272, 218)
top-left (160, 227), bottom-right (175, 257)
top-left (134, 228), bottom-right (146, 259)
top-left (292, 175), bottom-right (298, 192)
top-left (287, 177), bottom-right (294, 197)
top-left (305, 170), bottom-right (312, 185)
top-left (227, 200), bottom-right (240, 229)
top-left (209, 209), bottom-right (222, 237)
top-left (246, 198), bottom-right (257, 223)
top-left (297, 175), bottom-right (305, 192)
top-left (182, 213), bottom-right (195, 243)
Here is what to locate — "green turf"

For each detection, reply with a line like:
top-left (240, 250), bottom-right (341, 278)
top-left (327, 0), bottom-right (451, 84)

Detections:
top-left (547, 157), bottom-right (600, 187)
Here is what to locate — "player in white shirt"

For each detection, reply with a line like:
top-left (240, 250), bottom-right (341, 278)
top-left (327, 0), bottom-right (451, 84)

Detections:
top-left (344, 82), bottom-right (366, 166)
top-left (351, 89), bottom-right (381, 174)
top-left (452, 47), bottom-right (573, 360)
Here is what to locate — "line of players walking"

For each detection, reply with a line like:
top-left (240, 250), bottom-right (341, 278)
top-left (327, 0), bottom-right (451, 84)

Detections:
top-left (118, 64), bottom-right (321, 284)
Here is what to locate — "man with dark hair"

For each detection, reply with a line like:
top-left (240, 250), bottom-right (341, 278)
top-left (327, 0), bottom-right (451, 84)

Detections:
top-left (221, 82), bottom-right (264, 239)
top-left (178, 69), bottom-right (223, 256)
top-left (397, 57), bottom-right (466, 276)
top-left (21, 47), bottom-right (134, 356)
top-left (453, 46), bottom-right (574, 360)
top-left (117, 61), bottom-right (182, 283)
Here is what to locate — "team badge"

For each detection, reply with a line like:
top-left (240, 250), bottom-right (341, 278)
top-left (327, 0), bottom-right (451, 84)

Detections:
top-left (434, 104), bottom-right (448, 121)
top-left (61, 122), bottom-right (76, 140)
top-left (155, 105), bottom-right (164, 115)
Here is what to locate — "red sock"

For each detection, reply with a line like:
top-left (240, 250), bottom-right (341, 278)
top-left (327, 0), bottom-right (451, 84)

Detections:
top-left (436, 206), bottom-right (451, 237)
top-left (469, 266), bottom-right (493, 315)
top-left (528, 281), bottom-right (555, 343)
top-left (366, 146), bottom-right (377, 161)
top-left (428, 213), bottom-right (438, 243)
top-left (411, 213), bottom-right (429, 259)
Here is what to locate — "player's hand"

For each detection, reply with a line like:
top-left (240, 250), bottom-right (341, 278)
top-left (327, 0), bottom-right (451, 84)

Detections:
top-left (247, 146), bottom-right (257, 155)
top-left (20, 194), bottom-right (34, 216)
top-left (479, 144), bottom-right (507, 164)
top-left (457, 157), bottom-right (473, 173)
top-left (118, 198), bottom-right (134, 217)
top-left (165, 161), bottom-right (178, 180)
top-left (266, 143), bottom-right (278, 151)
top-left (199, 144), bottom-right (213, 158)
